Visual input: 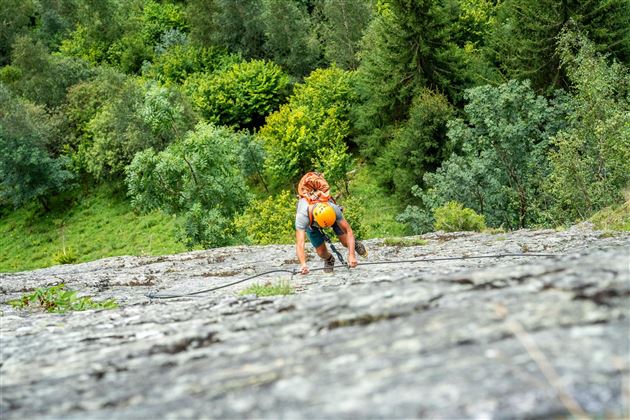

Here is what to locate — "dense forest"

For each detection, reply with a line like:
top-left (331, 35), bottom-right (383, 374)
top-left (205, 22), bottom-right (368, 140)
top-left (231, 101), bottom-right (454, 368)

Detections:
top-left (1, 0), bottom-right (629, 270)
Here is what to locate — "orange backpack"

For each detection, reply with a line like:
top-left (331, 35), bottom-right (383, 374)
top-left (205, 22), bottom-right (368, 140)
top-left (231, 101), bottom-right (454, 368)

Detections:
top-left (297, 172), bottom-right (332, 204)
top-left (297, 172), bottom-right (335, 225)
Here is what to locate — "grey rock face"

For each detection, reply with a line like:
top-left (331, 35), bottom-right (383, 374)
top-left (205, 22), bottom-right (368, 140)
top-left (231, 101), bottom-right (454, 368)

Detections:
top-left (1, 224), bottom-right (629, 419)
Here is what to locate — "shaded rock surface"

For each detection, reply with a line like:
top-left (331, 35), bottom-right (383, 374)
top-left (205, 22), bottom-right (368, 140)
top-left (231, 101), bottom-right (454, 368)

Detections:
top-left (1, 224), bottom-right (629, 419)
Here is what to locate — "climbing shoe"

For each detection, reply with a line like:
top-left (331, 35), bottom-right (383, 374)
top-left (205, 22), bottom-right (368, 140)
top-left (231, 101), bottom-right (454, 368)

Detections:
top-left (323, 255), bottom-right (335, 273)
top-left (355, 241), bottom-right (368, 258)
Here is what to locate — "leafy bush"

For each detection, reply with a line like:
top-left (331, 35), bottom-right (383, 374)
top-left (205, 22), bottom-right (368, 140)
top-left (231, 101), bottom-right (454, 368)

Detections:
top-left (433, 201), bottom-right (486, 232)
top-left (7, 284), bottom-right (118, 313)
top-left (259, 67), bottom-right (356, 190)
top-left (0, 85), bottom-right (76, 209)
top-left (184, 59), bottom-right (290, 129)
top-left (233, 190), bottom-right (296, 245)
top-left (143, 44), bottom-right (240, 85)
top-left (75, 77), bottom-right (196, 179)
top-left (126, 123), bottom-right (250, 248)
top-left (400, 79), bottom-right (566, 232)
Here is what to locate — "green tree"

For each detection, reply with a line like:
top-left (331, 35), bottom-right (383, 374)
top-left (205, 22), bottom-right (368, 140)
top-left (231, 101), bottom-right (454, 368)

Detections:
top-left (0, 84), bottom-right (75, 209)
top-left (0, 0), bottom-right (36, 66)
top-left (3, 35), bottom-right (93, 108)
top-left (375, 89), bottom-right (454, 202)
top-left (262, 0), bottom-right (321, 76)
top-left (186, 0), bottom-right (266, 59)
top-left (126, 123), bottom-right (250, 248)
top-left (545, 30), bottom-right (630, 224)
top-left (82, 79), bottom-right (196, 180)
top-left (400, 80), bottom-right (567, 232)
top-left (353, 0), bottom-right (467, 161)
top-left (183, 59), bottom-right (290, 129)
top-left (259, 67), bottom-right (356, 190)
top-left (489, 0), bottom-right (630, 91)
top-left (142, 43), bottom-right (240, 85)
top-left (314, 0), bottom-right (374, 70)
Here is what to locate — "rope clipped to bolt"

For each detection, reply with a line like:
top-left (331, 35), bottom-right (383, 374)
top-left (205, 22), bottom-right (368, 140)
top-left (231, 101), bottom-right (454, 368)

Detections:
top-left (145, 251), bottom-right (558, 300)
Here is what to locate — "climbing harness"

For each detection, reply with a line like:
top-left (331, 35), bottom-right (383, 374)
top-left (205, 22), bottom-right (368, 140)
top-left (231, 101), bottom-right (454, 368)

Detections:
top-left (145, 250), bottom-right (558, 300)
top-left (317, 227), bottom-right (349, 270)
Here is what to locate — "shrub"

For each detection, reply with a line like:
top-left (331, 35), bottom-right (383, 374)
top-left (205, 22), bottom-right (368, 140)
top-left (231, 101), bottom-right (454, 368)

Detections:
top-left (7, 284), bottom-right (118, 313)
top-left (184, 59), bottom-right (290, 129)
top-left (259, 67), bottom-right (355, 190)
top-left (433, 201), bottom-right (486, 232)
top-left (233, 190), bottom-right (296, 245)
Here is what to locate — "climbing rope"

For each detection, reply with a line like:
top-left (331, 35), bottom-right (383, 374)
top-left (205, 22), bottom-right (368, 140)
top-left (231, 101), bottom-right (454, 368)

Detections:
top-left (145, 251), bottom-right (558, 300)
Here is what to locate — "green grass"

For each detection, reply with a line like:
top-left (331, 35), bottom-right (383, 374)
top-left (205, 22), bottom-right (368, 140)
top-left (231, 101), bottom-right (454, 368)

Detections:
top-left (589, 195), bottom-right (630, 231)
top-left (347, 165), bottom-right (407, 238)
top-left (0, 185), bottom-right (187, 273)
top-left (240, 280), bottom-right (294, 297)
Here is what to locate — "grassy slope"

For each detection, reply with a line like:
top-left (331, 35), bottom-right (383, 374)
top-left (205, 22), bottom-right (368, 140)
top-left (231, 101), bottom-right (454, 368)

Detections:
top-left (347, 165), bottom-right (407, 238)
top-left (0, 186), bottom-right (186, 273)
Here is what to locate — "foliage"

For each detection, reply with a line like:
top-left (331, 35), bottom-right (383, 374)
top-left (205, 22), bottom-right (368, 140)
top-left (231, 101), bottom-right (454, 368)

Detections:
top-left (353, 0), bottom-right (467, 161)
top-left (7, 284), bottom-right (118, 313)
top-left (314, 0), bottom-right (374, 70)
top-left (261, 0), bottom-right (321, 76)
top-left (233, 190), bottom-right (296, 245)
top-left (433, 201), bottom-right (486, 232)
top-left (240, 280), bottom-right (294, 297)
top-left (399, 80), bottom-right (566, 233)
top-left (259, 67), bottom-right (355, 190)
top-left (186, 0), bottom-right (266, 60)
top-left (4, 35), bottom-right (94, 108)
top-left (488, 0), bottom-right (630, 91)
top-left (186, 0), bottom-right (321, 77)
top-left (336, 194), bottom-right (365, 241)
top-left (52, 248), bottom-right (78, 265)
top-left (126, 123), bottom-right (250, 248)
top-left (0, 184), bottom-right (185, 273)
top-left (142, 44), bottom-right (240, 85)
top-left (184, 60), bottom-right (290, 129)
top-left (0, 0), bottom-right (37, 66)
top-left (237, 133), bottom-right (268, 191)
top-left (544, 30), bottom-right (630, 224)
top-left (375, 89), bottom-right (454, 202)
top-left (77, 78), bottom-right (196, 179)
top-left (0, 84), bottom-right (75, 209)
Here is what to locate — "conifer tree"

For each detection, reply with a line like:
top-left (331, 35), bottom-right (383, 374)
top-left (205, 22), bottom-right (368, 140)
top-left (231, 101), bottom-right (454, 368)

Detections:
top-left (353, 0), bottom-right (467, 161)
top-left (489, 0), bottom-right (630, 91)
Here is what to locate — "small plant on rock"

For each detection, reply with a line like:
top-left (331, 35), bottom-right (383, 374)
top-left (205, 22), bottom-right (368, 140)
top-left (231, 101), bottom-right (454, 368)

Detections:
top-left (7, 284), bottom-right (118, 313)
top-left (240, 281), bottom-right (294, 297)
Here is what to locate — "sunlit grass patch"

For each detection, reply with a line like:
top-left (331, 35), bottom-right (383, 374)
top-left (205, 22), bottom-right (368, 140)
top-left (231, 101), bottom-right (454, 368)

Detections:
top-left (240, 280), bottom-right (294, 297)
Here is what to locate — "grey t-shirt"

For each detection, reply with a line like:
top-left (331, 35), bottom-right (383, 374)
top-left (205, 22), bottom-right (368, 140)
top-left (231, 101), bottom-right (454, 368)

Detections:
top-left (295, 198), bottom-right (344, 230)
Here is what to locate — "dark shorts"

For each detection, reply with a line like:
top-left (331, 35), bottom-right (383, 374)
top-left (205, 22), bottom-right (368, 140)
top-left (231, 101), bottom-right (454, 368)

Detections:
top-left (306, 223), bottom-right (344, 248)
